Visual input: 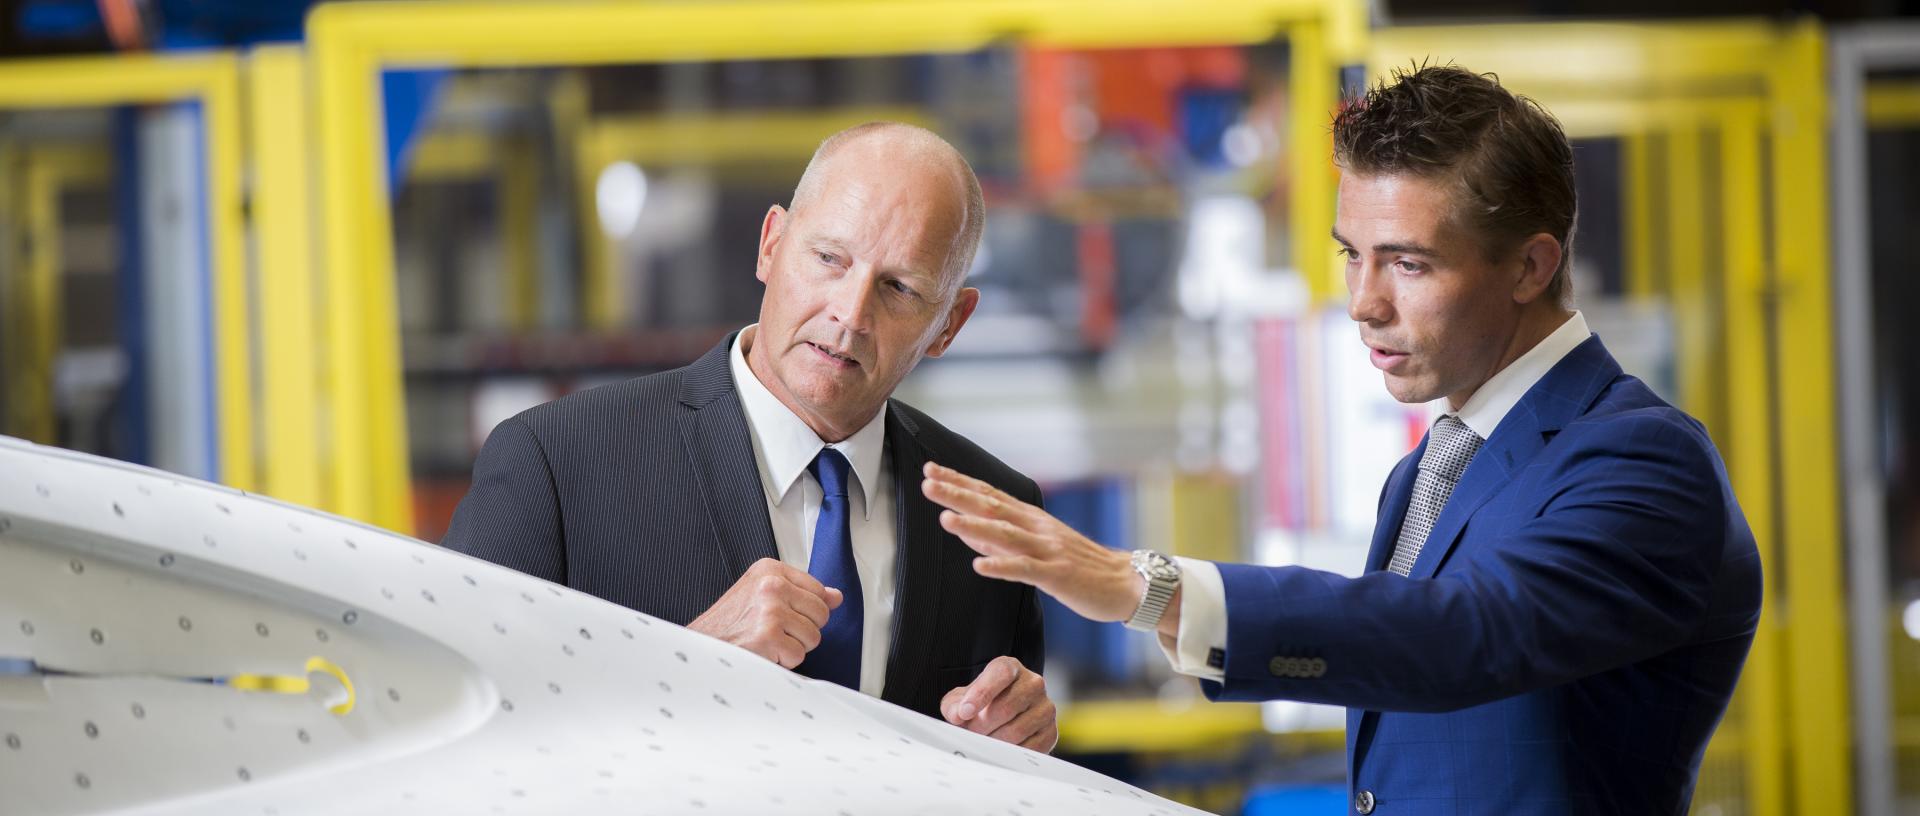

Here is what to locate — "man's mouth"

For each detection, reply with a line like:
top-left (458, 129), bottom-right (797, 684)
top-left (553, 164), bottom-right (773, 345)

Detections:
top-left (1367, 343), bottom-right (1409, 372)
top-left (806, 342), bottom-right (860, 369)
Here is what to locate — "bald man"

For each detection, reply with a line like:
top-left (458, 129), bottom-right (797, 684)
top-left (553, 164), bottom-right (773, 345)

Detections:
top-left (442, 123), bottom-right (1056, 751)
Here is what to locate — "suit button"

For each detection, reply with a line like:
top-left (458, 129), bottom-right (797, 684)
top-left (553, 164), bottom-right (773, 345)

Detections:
top-left (1355, 790), bottom-right (1376, 814)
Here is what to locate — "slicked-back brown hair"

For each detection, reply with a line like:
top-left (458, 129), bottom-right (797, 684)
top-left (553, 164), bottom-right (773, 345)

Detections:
top-left (1333, 64), bottom-right (1578, 304)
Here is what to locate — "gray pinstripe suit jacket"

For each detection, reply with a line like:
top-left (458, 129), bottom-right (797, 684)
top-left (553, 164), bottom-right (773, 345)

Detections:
top-left (441, 334), bottom-right (1046, 718)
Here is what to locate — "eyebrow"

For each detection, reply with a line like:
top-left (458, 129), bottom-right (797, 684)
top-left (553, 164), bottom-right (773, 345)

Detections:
top-left (1331, 228), bottom-right (1444, 259)
top-left (808, 236), bottom-right (941, 291)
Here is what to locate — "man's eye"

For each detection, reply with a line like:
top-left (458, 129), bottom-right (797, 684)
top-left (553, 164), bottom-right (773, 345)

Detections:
top-left (817, 252), bottom-right (840, 266)
top-left (1335, 247), bottom-right (1358, 262)
top-left (887, 280), bottom-right (915, 297)
top-left (1395, 259), bottom-right (1425, 274)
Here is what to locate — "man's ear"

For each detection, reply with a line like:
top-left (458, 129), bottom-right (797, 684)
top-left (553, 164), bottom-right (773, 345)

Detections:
top-left (756, 205), bottom-right (788, 284)
top-left (1512, 233), bottom-right (1563, 305)
top-left (925, 287), bottom-right (981, 358)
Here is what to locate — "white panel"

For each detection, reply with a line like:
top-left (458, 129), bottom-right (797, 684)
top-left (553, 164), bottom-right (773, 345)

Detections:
top-left (0, 436), bottom-right (1210, 816)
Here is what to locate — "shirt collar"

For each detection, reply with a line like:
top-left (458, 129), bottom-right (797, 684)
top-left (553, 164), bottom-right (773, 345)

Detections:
top-left (1447, 310), bottom-right (1591, 440)
top-left (729, 325), bottom-right (888, 517)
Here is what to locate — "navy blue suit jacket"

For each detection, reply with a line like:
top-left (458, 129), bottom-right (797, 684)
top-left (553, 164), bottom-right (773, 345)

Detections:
top-left (1205, 336), bottom-right (1761, 814)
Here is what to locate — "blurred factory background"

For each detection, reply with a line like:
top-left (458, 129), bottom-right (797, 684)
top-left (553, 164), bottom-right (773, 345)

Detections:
top-left (1, 0), bottom-right (1917, 812)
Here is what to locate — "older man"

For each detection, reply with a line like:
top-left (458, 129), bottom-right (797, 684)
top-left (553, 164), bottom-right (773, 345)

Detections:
top-left (924, 66), bottom-right (1761, 812)
top-left (444, 123), bottom-right (1055, 751)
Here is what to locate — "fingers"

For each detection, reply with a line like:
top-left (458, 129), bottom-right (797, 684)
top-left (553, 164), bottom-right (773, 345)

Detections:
top-left (695, 558), bottom-right (844, 668)
top-left (972, 661), bottom-right (1044, 735)
top-left (768, 630), bottom-right (809, 670)
top-left (940, 510), bottom-right (1044, 557)
top-left (748, 559), bottom-right (843, 622)
top-left (778, 608), bottom-right (823, 653)
top-left (921, 461), bottom-right (1006, 502)
top-left (970, 555), bottom-right (1040, 585)
top-left (921, 467), bottom-right (1034, 524)
top-left (752, 558), bottom-right (832, 603)
top-left (940, 659), bottom-right (1059, 753)
top-left (939, 684), bottom-right (971, 724)
top-left (1016, 721), bottom-right (1059, 753)
top-left (987, 696), bottom-right (1057, 750)
top-left (957, 656), bottom-right (1021, 721)
top-left (788, 586), bottom-right (833, 630)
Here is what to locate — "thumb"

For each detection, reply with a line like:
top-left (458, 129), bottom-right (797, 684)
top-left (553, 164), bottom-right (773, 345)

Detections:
top-left (958, 659), bottom-right (1015, 720)
top-left (939, 685), bottom-right (968, 723)
top-left (823, 586), bottom-right (844, 609)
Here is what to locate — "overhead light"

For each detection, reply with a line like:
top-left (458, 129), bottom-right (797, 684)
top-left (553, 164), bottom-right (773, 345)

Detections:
top-left (595, 160), bottom-right (648, 239)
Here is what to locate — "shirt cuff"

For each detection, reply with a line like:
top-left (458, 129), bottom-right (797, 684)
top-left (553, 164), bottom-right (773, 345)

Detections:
top-left (1155, 557), bottom-right (1227, 681)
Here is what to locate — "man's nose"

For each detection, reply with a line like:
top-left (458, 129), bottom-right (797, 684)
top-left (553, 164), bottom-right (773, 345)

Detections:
top-left (1347, 264), bottom-right (1394, 326)
top-left (829, 267), bottom-right (878, 334)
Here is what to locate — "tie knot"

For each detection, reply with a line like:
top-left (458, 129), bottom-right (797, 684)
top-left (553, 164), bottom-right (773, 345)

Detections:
top-left (809, 448), bottom-right (852, 499)
top-left (1418, 415), bottom-right (1483, 481)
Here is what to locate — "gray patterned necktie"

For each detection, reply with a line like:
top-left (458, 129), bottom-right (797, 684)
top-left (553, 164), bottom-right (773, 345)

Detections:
top-left (1387, 415), bottom-right (1484, 576)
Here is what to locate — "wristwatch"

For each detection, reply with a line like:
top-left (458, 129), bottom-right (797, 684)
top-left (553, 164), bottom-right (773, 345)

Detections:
top-left (1124, 550), bottom-right (1181, 632)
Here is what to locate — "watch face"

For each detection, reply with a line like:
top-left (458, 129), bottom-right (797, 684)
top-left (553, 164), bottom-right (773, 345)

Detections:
top-left (1135, 551), bottom-right (1179, 582)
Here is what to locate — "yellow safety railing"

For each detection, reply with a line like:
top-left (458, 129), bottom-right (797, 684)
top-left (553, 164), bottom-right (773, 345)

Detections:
top-left (0, 52), bottom-right (254, 491)
top-left (303, 0), bottom-right (1369, 535)
top-left (1372, 20), bottom-right (1842, 816)
top-left (249, 45), bottom-right (324, 508)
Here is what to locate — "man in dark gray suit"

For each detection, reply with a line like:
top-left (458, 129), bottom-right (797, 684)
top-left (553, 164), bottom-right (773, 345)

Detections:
top-left (442, 123), bottom-right (1056, 751)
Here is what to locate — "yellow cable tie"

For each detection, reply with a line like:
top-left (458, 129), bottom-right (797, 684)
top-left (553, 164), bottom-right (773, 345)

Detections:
top-left (305, 656), bottom-right (355, 716)
top-left (225, 657), bottom-right (355, 716)
top-left (227, 672), bottom-right (309, 694)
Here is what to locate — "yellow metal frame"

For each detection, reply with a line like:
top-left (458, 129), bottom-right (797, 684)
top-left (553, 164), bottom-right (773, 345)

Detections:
top-left (249, 46), bottom-right (323, 507)
top-left (307, 0), bottom-right (1367, 534)
top-left (1865, 80), bottom-right (1920, 127)
top-left (0, 53), bottom-right (254, 490)
top-left (1372, 20), bottom-right (1842, 816)
top-left (2, 145), bottom-right (108, 444)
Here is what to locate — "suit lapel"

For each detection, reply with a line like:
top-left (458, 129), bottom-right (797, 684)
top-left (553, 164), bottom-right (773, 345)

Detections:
top-left (1406, 335), bottom-right (1622, 581)
top-left (675, 335), bottom-right (779, 579)
top-left (1347, 707), bottom-right (1370, 790)
top-left (880, 401), bottom-right (943, 708)
top-left (1366, 452), bottom-right (1423, 574)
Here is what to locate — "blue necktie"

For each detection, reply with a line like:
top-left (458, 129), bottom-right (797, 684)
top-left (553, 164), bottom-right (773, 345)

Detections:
top-left (798, 448), bottom-right (862, 690)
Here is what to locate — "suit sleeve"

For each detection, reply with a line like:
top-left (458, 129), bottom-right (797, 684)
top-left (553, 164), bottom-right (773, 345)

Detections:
top-left (1203, 414), bottom-right (1732, 713)
top-left (1011, 479), bottom-right (1047, 677)
top-left (440, 416), bottom-right (567, 584)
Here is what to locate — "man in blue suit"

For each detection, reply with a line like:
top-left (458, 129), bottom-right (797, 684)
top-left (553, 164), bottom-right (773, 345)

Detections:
top-left (922, 65), bottom-right (1761, 814)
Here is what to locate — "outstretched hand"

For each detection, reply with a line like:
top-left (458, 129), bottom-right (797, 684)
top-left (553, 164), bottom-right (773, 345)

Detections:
top-left (920, 462), bottom-right (1151, 626)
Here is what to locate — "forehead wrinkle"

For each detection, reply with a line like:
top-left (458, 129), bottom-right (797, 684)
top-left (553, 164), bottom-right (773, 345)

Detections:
top-left (806, 140), bottom-right (971, 293)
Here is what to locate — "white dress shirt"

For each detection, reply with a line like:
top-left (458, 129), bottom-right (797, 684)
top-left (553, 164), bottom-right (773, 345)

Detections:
top-left (1164, 311), bottom-right (1593, 679)
top-left (729, 325), bottom-right (897, 697)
